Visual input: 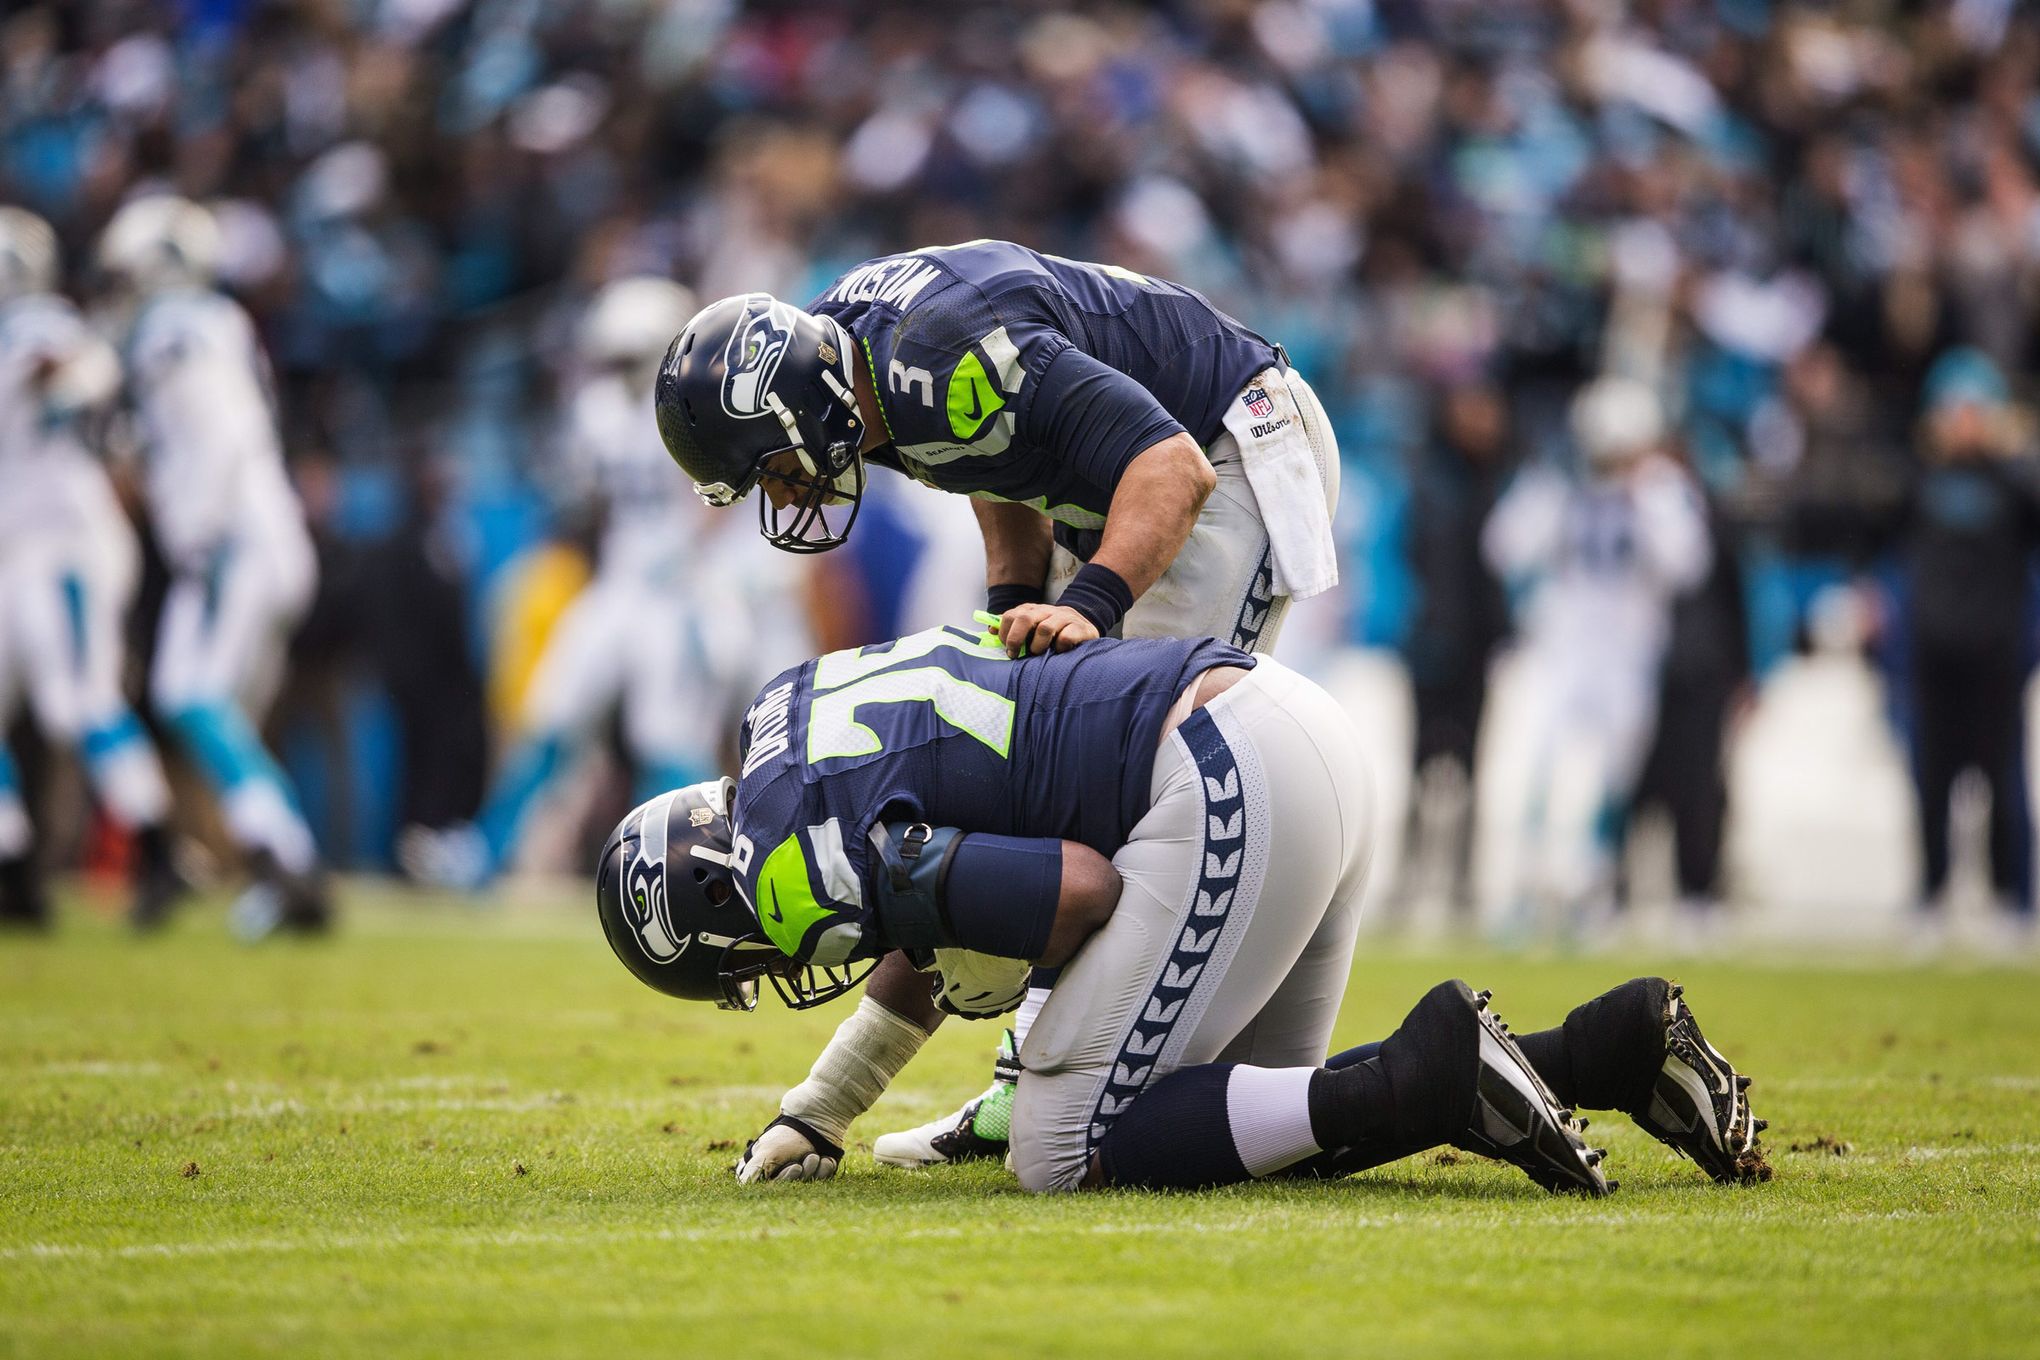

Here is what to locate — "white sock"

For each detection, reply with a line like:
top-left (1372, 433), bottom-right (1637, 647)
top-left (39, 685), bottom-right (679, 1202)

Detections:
top-left (1012, 985), bottom-right (1051, 1048)
top-left (1225, 1065), bottom-right (1322, 1176)
top-left (225, 780), bottom-right (317, 875)
top-left (89, 741), bottom-right (171, 828)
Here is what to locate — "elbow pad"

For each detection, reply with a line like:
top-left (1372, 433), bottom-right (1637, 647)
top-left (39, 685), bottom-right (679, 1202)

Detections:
top-left (868, 821), bottom-right (965, 950)
top-left (870, 823), bottom-right (1065, 960)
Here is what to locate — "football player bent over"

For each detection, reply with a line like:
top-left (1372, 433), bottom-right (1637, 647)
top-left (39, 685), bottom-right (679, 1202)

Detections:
top-left (656, 240), bottom-right (1346, 1164)
top-left (595, 624), bottom-right (1770, 1193)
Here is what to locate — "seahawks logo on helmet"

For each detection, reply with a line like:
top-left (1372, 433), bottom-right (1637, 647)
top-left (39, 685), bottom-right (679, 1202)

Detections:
top-left (621, 795), bottom-right (688, 963)
top-left (720, 296), bottom-right (796, 419)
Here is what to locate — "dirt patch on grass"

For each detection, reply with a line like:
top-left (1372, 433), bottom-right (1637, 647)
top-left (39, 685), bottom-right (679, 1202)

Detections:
top-left (1788, 1135), bottom-right (1851, 1156)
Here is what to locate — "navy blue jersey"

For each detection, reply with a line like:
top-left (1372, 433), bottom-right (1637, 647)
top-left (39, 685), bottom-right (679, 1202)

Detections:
top-left (730, 625), bottom-right (1252, 964)
top-left (807, 241), bottom-right (1278, 531)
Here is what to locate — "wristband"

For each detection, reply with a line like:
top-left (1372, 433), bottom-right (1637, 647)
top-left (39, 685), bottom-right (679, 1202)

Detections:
top-left (987, 581), bottom-right (1046, 614)
top-left (1055, 562), bottom-right (1135, 635)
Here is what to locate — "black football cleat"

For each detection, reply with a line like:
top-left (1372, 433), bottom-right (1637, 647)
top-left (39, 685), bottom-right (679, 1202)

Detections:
top-left (128, 826), bottom-right (191, 932)
top-left (1631, 984), bottom-right (1771, 1184)
top-left (278, 866), bottom-right (334, 936)
top-left (1456, 986), bottom-right (1613, 1197)
top-left (0, 855), bottom-right (51, 932)
top-left (230, 853), bottom-right (333, 941)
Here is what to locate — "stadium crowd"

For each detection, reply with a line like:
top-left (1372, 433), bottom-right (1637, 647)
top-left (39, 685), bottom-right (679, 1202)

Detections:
top-left (3, 0), bottom-right (2039, 946)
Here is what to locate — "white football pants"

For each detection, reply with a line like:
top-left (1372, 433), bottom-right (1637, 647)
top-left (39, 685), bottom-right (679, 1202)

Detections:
top-left (1010, 658), bottom-right (1372, 1193)
top-left (1046, 369), bottom-right (1340, 655)
top-left (0, 539), bottom-right (170, 835)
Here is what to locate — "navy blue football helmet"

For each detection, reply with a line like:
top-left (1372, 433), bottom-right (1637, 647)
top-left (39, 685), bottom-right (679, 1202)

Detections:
top-left (653, 294), bottom-right (867, 553)
top-left (594, 781), bottom-right (874, 1010)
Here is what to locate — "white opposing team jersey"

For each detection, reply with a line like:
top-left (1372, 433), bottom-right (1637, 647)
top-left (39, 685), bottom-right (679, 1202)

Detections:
top-left (1483, 456), bottom-right (1710, 679)
top-left (562, 372), bottom-right (699, 585)
top-left (0, 294), bottom-right (128, 564)
top-left (125, 288), bottom-right (308, 574)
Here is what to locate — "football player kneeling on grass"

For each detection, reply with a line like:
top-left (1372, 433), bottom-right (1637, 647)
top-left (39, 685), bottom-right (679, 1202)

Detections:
top-left (657, 243), bottom-right (1351, 1159)
top-left (594, 623), bottom-right (1771, 1193)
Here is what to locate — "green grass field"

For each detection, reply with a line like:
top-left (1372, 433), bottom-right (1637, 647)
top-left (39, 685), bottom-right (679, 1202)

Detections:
top-left (4, 885), bottom-right (2038, 1359)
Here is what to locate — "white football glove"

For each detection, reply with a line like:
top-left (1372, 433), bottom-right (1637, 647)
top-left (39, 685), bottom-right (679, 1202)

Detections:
top-left (734, 1114), bottom-right (843, 1184)
top-left (931, 948), bottom-right (1030, 1020)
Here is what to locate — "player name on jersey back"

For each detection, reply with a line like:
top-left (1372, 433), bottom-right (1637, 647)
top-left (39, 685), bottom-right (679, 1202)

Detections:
top-left (740, 680), bottom-right (796, 779)
top-left (822, 258), bottom-right (945, 311)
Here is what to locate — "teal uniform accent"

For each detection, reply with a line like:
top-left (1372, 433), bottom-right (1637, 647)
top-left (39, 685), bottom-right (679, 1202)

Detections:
top-left (81, 712), bottom-right (148, 765)
top-left (474, 733), bottom-right (568, 863)
top-left (59, 573), bottom-right (86, 674)
top-left (165, 702), bottom-right (299, 808)
top-left (634, 759), bottom-right (711, 806)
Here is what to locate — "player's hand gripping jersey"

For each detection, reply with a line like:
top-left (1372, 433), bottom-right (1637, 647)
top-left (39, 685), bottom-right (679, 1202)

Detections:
top-left (729, 624), bottom-right (1249, 967)
top-left (809, 241), bottom-right (1277, 534)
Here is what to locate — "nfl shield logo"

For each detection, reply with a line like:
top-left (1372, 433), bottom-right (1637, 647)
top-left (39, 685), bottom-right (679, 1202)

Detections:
top-left (1245, 385), bottom-right (1273, 418)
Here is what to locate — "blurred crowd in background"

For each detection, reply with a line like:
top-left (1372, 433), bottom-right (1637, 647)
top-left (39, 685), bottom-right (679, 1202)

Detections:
top-left (6, 0), bottom-right (2040, 947)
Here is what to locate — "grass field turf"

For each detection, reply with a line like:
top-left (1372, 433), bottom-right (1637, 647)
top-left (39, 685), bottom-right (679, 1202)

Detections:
top-left (3, 885), bottom-right (2038, 1359)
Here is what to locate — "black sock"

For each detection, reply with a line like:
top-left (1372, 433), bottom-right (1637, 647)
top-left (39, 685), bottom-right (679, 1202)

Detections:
top-left (0, 855), bottom-right (48, 923)
top-left (135, 823), bottom-right (174, 875)
top-left (1518, 977), bottom-right (1670, 1114)
top-left (1286, 1040), bottom-right (1401, 1179)
top-left (1308, 979), bottom-right (1480, 1151)
top-left (1278, 1133), bottom-right (1440, 1180)
top-left (1515, 1027), bottom-right (1570, 1106)
top-left (1306, 1056), bottom-right (1395, 1149)
top-left (1324, 1039), bottom-right (1382, 1069)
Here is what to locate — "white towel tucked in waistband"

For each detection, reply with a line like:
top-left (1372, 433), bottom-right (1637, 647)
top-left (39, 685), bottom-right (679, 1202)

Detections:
top-left (1220, 366), bottom-right (1339, 600)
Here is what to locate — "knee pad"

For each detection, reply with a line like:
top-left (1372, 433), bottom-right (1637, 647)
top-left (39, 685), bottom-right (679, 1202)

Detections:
top-left (1008, 1106), bottom-right (1082, 1195)
top-left (1012, 1152), bottom-right (1069, 1195)
top-left (1007, 1076), bottom-right (1093, 1198)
